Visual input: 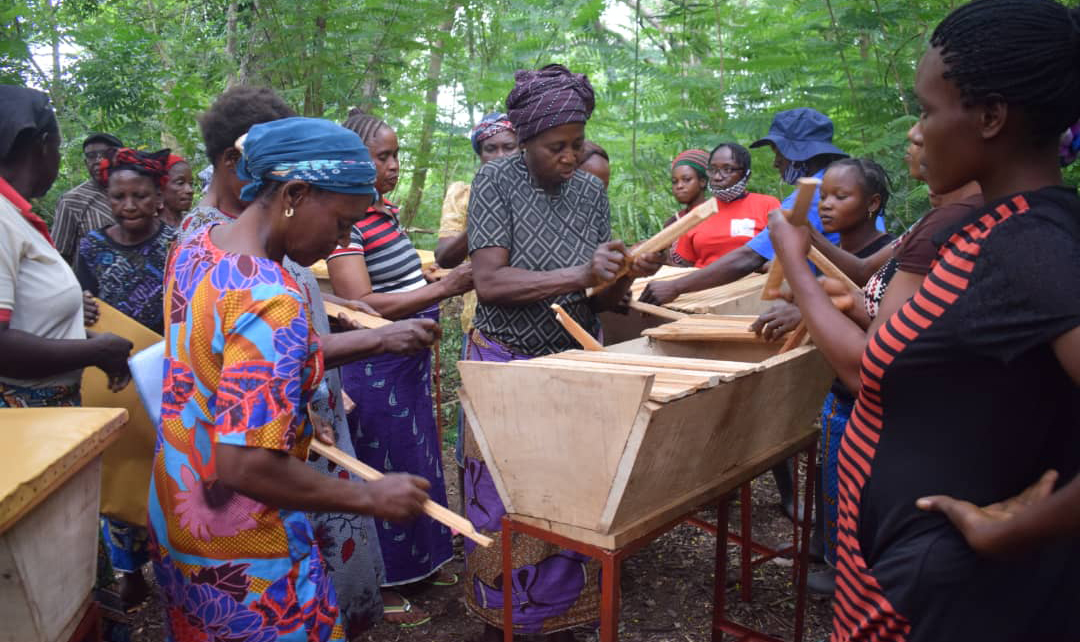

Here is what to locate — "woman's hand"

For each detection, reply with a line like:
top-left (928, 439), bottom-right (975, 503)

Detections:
top-left (308, 405), bottom-right (336, 445)
top-left (374, 319), bottom-right (441, 354)
top-left (751, 302), bottom-right (803, 341)
top-left (83, 291), bottom-right (100, 327)
top-left (629, 251), bottom-right (663, 279)
top-left (917, 469), bottom-right (1059, 560)
top-left (767, 208), bottom-right (811, 263)
top-left (339, 298), bottom-right (380, 316)
top-left (639, 279), bottom-right (681, 305)
top-left (587, 241), bottom-right (629, 286)
top-left (91, 331), bottom-right (134, 391)
top-left (438, 263), bottom-right (474, 297)
top-left (366, 474), bottom-right (431, 522)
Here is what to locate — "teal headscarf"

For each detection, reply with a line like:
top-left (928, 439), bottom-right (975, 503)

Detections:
top-left (236, 117), bottom-right (378, 202)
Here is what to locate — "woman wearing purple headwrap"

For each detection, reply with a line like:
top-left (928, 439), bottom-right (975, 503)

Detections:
top-left (461, 64), bottom-right (662, 642)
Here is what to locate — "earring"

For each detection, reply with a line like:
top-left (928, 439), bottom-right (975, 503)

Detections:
top-left (284, 207), bottom-right (295, 218)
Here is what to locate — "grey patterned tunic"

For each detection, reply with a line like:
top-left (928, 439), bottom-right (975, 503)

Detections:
top-left (467, 153), bottom-right (610, 356)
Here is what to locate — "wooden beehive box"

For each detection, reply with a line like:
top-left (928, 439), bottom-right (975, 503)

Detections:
top-left (458, 336), bottom-right (832, 548)
top-left (0, 407), bottom-right (127, 642)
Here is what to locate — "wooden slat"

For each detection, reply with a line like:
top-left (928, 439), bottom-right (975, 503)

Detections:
top-left (550, 304), bottom-right (604, 351)
top-left (533, 357), bottom-right (722, 386)
top-left (627, 299), bottom-right (688, 320)
top-left (763, 178), bottom-right (820, 300)
top-left (308, 441), bottom-right (493, 547)
top-left (556, 350), bottom-right (761, 374)
top-left (324, 301), bottom-right (391, 328)
top-left (501, 360), bottom-right (698, 404)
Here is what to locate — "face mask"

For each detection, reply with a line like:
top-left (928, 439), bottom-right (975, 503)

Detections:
top-left (710, 169), bottom-right (750, 202)
top-left (781, 161), bottom-right (807, 185)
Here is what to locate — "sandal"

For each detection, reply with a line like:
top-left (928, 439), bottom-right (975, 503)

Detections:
top-left (383, 593), bottom-right (432, 627)
top-left (427, 571), bottom-right (459, 587)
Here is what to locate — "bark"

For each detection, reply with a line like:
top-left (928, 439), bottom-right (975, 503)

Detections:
top-left (400, 10), bottom-right (457, 228)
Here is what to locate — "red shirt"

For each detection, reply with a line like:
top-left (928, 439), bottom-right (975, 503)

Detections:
top-left (674, 193), bottom-right (779, 267)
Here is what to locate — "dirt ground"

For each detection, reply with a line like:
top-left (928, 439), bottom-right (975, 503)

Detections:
top-left (125, 445), bottom-right (833, 642)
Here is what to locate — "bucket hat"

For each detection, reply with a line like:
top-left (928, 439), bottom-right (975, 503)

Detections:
top-left (750, 108), bottom-right (846, 162)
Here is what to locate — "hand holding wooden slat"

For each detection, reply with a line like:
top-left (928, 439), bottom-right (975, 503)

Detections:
top-left (309, 440), bottom-right (494, 547)
top-left (586, 197), bottom-right (720, 297)
top-left (324, 301), bottom-right (392, 329)
top-left (762, 177), bottom-right (821, 300)
top-left (550, 303), bottom-right (605, 351)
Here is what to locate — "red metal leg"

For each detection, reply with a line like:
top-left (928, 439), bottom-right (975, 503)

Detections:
top-left (713, 494), bottom-right (730, 642)
top-left (739, 483), bottom-right (753, 602)
top-left (501, 516), bottom-right (514, 642)
top-left (793, 443), bottom-right (817, 642)
top-left (599, 551), bottom-right (621, 642)
top-left (791, 456), bottom-right (800, 583)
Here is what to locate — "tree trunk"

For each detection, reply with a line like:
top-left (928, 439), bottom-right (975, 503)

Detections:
top-left (400, 10), bottom-right (457, 228)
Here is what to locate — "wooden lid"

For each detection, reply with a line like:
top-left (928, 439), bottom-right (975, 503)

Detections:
top-left (0, 407), bottom-right (128, 533)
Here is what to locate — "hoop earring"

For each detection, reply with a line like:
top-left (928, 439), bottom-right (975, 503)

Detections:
top-left (284, 207), bottom-right (295, 218)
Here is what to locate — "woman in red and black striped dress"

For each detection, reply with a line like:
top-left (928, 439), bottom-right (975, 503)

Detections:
top-left (770, 1), bottom-right (1080, 639)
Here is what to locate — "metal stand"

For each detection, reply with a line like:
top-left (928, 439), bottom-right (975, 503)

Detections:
top-left (499, 438), bottom-right (817, 642)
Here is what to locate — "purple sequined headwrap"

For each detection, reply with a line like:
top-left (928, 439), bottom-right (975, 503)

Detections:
top-left (506, 64), bottom-right (595, 143)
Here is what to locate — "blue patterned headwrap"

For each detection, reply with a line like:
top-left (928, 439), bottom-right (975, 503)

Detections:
top-left (236, 117), bottom-right (378, 202)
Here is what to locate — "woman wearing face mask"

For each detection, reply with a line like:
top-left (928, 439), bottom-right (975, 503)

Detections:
top-left (462, 64), bottom-right (661, 642)
top-left (667, 144), bottom-right (779, 267)
top-left (641, 108), bottom-right (849, 306)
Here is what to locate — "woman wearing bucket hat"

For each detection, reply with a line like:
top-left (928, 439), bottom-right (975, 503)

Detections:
top-left (641, 107), bottom-right (855, 523)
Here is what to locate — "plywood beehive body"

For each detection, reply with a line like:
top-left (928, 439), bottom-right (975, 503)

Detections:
top-left (0, 407), bottom-right (127, 642)
top-left (459, 337), bottom-right (833, 548)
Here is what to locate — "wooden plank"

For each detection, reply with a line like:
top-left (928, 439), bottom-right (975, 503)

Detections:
top-left (627, 299), bottom-right (688, 321)
top-left (533, 357), bottom-right (724, 386)
top-left (308, 441), bottom-right (493, 547)
top-left (555, 350), bottom-right (761, 374)
top-left (458, 363), bottom-right (655, 530)
top-left (550, 303), bottom-right (604, 351)
top-left (808, 246), bottom-right (860, 292)
top-left (0, 408), bottom-right (127, 534)
top-left (501, 361), bottom-right (699, 403)
top-left (83, 300), bottom-right (162, 526)
top-left (762, 178), bottom-right (820, 300)
top-left (324, 301), bottom-right (392, 328)
top-left (642, 326), bottom-right (763, 343)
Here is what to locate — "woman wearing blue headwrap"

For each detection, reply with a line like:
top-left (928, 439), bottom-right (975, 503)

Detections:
top-left (150, 117), bottom-right (435, 642)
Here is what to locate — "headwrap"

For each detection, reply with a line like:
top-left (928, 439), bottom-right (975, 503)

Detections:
top-left (165, 154), bottom-right (188, 171)
top-left (506, 64), bottom-right (595, 143)
top-left (0, 85), bottom-right (57, 160)
top-left (1060, 120), bottom-right (1080, 167)
top-left (236, 117), bottom-right (378, 202)
top-left (671, 149), bottom-right (709, 179)
top-left (471, 113), bottom-right (515, 154)
top-left (96, 147), bottom-right (170, 189)
top-left (711, 169), bottom-right (751, 202)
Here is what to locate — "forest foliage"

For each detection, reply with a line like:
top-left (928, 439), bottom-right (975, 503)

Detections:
top-left (4, 0), bottom-right (1078, 245)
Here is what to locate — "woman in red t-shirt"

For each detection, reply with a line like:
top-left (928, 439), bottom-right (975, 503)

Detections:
top-left (670, 143), bottom-right (780, 267)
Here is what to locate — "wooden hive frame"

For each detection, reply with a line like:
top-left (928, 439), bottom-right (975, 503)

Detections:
top-left (458, 338), bottom-right (832, 548)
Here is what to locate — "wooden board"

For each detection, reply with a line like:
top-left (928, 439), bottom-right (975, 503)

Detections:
top-left (312, 248), bottom-right (437, 291)
top-left (553, 350), bottom-right (762, 374)
top-left (628, 271), bottom-right (771, 316)
top-left (84, 300), bottom-right (162, 526)
top-left (0, 407), bottom-right (127, 533)
top-left (458, 364), bottom-right (653, 530)
top-left (642, 315), bottom-right (763, 343)
top-left (0, 460), bottom-right (104, 642)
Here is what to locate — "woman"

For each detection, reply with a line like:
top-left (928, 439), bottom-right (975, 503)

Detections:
top-left (641, 108), bottom-right (849, 306)
top-left (150, 116), bottom-right (433, 642)
top-left (159, 153), bottom-right (194, 227)
top-left (769, 1), bottom-right (1080, 638)
top-left (0, 86), bottom-right (132, 406)
top-left (577, 140), bottom-right (610, 188)
top-left (180, 85), bottom-right (430, 637)
top-left (328, 111), bottom-right (472, 621)
top-left (435, 113), bottom-right (519, 486)
top-left (668, 144), bottom-right (778, 267)
top-left (463, 64), bottom-right (661, 642)
top-left (664, 148), bottom-right (709, 264)
top-left (74, 147), bottom-right (177, 606)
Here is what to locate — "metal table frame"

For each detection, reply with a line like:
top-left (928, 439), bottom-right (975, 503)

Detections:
top-left (500, 435), bottom-right (817, 642)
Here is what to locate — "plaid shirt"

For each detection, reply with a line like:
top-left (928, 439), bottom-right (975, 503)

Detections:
top-left (51, 180), bottom-right (114, 263)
